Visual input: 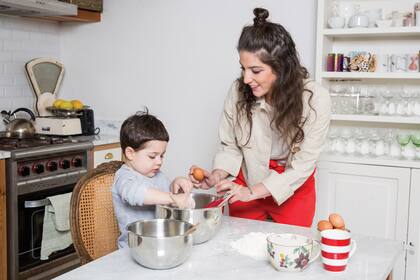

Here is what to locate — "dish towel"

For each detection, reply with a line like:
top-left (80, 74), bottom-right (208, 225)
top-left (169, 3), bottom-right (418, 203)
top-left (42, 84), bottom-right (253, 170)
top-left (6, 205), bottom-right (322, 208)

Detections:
top-left (40, 192), bottom-right (73, 260)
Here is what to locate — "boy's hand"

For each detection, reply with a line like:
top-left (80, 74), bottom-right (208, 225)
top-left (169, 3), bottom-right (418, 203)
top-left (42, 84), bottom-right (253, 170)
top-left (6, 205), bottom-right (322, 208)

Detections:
top-left (170, 193), bottom-right (195, 209)
top-left (171, 176), bottom-right (193, 194)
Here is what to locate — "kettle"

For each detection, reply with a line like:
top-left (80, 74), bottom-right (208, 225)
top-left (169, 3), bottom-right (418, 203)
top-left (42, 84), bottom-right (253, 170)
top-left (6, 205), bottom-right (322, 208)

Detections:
top-left (1, 108), bottom-right (36, 138)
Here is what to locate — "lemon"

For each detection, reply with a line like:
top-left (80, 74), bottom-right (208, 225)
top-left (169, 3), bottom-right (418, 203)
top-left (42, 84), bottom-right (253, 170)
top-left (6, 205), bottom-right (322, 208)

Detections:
top-left (59, 101), bottom-right (73, 110)
top-left (71, 99), bottom-right (84, 110)
top-left (53, 99), bottom-right (65, 108)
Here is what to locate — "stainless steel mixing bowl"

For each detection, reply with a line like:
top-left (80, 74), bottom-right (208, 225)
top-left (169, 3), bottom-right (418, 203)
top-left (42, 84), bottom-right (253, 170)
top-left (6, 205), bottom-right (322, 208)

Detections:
top-left (155, 193), bottom-right (224, 244)
top-left (126, 219), bottom-right (194, 269)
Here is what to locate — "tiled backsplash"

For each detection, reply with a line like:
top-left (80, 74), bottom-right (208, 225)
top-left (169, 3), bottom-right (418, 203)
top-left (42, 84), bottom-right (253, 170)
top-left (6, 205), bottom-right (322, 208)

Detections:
top-left (0, 16), bottom-right (60, 130)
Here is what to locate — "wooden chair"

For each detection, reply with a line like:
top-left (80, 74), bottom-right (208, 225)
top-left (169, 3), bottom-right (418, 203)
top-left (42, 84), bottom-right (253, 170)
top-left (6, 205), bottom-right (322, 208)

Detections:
top-left (70, 160), bottom-right (124, 264)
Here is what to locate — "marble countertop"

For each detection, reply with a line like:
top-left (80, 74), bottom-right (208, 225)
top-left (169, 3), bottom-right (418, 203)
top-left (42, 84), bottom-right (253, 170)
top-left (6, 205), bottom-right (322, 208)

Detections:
top-left (54, 217), bottom-right (402, 280)
top-left (75, 134), bottom-right (119, 146)
top-left (0, 150), bottom-right (10, 160)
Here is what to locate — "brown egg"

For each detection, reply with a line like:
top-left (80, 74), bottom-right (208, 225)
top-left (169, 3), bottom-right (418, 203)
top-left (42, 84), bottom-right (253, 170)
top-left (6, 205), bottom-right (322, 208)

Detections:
top-left (317, 220), bottom-right (333, 231)
top-left (192, 168), bottom-right (205, 182)
top-left (329, 213), bottom-right (345, 229)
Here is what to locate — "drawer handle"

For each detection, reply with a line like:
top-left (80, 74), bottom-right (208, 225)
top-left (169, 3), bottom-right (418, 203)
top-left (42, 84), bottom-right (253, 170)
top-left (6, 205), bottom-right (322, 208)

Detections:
top-left (104, 153), bottom-right (114, 160)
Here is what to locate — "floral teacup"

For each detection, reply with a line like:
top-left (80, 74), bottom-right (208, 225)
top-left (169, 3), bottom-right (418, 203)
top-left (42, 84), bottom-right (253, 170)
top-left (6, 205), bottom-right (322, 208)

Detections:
top-left (267, 233), bottom-right (320, 272)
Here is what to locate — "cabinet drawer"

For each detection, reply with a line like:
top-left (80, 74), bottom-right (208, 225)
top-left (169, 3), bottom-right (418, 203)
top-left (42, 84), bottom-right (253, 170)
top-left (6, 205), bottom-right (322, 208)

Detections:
top-left (94, 147), bottom-right (122, 168)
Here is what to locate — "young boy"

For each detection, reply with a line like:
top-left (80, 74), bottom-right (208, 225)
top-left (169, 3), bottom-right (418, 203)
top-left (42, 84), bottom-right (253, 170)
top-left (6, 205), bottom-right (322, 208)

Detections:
top-left (112, 111), bottom-right (194, 248)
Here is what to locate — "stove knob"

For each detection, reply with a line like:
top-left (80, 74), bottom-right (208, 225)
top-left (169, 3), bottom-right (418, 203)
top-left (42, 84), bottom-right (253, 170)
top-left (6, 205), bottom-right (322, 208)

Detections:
top-left (72, 157), bottom-right (82, 167)
top-left (60, 159), bottom-right (70, 169)
top-left (46, 161), bottom-right (58, 172)
top-left (18, 166), bottom-right (30, 177)
top-left (32, 163), bottom-right (45, 174)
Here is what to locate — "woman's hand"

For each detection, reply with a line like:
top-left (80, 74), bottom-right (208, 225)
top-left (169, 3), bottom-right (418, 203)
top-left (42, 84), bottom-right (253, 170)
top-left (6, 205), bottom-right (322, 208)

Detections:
top-left (170, 176), bottom-right (193, 194)
top-left (215, 179), bottom-right (253, 203)
top-left (188, 165), bottom-right (221, 190)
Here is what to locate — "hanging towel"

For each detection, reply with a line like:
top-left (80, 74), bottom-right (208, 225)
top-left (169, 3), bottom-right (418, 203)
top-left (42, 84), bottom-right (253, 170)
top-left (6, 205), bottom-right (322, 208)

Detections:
top-left (40, 192), bottom-right (73, 260)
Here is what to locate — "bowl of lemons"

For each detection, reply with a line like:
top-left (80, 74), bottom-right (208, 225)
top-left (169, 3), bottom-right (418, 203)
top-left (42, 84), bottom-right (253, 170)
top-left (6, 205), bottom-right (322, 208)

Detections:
top-left (47, 99), bottom-right (88, 117)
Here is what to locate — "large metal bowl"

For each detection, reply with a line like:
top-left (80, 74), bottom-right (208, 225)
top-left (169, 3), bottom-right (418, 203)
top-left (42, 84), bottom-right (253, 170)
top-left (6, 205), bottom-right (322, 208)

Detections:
top-left (155, 193), bottom-right (224, 244)
top-left (126, 219), bottom-right (194, 269)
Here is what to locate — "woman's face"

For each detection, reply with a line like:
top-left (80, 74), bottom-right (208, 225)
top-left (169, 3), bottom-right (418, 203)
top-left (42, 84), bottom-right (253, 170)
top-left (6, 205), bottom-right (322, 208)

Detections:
top-left (239, 50), bottom-right (277, 101)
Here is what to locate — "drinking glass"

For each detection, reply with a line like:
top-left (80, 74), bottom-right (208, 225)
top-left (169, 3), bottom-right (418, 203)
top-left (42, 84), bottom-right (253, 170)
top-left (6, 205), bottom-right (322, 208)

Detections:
top-left (396, 131), bottom-right (411, 154)
top-left (410, 131), bottom-right (420, 159)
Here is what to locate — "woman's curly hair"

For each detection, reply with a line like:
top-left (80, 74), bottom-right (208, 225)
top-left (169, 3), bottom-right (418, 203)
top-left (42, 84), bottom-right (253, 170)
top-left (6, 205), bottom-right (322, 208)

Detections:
top-left (236, 7), bottom-right (313, 152)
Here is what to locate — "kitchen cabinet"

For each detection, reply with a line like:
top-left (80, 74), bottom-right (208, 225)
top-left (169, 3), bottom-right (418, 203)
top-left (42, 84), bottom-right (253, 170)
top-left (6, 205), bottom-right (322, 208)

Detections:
top-left (407, 169), bottom-right (420, 280)
top-left (92, 143), bottom-right (121, 169)
top-left (0, 160), bottom-right (6, 280)
top-left (33, 8), bottom-right (101, 22)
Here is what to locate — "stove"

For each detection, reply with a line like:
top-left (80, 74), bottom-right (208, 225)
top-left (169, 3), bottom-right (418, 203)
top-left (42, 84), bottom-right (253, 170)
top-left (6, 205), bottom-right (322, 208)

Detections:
top-left (1, 134), bottom-right (94, 280)
top-left (0, 134), bottom-right (82, 150)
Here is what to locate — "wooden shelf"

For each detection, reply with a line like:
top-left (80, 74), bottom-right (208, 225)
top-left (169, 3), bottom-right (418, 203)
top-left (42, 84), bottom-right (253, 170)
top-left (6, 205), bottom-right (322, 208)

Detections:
top-left (34, 8), bottom-right (101, 22)
top-left (321, 72), bottom-right (420, 80)
top-left (320, 153), bottom-right (420, 169)
top-left (331, 114), bottom-right (420, 124)
top-left (323, 26), bottom-right (420, 38)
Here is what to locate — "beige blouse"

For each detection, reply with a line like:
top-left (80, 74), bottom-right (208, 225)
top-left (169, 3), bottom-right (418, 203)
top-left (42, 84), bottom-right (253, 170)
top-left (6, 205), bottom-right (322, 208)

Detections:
top-left (213, 80), bottom-right (331, 205)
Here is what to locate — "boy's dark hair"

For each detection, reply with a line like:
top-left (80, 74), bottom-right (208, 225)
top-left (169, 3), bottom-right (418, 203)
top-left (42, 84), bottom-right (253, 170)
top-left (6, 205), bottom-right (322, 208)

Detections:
top-left (120, 109), bottom-right (169, 154)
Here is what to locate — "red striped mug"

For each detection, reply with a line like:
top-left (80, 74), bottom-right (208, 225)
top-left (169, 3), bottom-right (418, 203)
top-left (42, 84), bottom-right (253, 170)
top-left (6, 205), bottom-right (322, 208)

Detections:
top-left (320, 229), bottom-right (357, 272)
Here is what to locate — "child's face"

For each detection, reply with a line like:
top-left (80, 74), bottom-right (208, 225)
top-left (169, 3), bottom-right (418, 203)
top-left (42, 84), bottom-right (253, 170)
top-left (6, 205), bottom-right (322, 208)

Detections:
top-left (125, 140), bottom-right (168, 177)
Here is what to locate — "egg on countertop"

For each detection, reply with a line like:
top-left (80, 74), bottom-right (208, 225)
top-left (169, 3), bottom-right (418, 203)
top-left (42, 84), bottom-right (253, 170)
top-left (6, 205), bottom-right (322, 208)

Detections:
top-left (317, 220), bottom-right (333, 231)
top-left (329, 213), bottom-right (345, 229)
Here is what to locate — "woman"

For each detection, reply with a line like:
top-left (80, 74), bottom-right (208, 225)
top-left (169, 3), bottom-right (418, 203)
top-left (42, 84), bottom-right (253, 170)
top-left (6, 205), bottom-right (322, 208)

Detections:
top-left (191, 8), bottom-right (331, 227)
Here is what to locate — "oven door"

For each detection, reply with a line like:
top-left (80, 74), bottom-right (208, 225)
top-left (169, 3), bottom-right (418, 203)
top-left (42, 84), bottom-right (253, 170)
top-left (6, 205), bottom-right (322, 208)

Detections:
top-left (18, 184), bottom-right (75, 272)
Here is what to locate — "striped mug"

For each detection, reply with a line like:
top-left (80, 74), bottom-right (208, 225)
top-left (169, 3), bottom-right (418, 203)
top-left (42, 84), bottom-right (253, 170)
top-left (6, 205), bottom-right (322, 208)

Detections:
top-left (320, 229), bottom-right (357, 272)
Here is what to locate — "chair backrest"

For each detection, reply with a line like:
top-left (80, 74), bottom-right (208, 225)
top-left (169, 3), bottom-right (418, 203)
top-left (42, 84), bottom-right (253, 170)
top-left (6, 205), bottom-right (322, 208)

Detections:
top-left (70, 160), bottom-right (124, 264)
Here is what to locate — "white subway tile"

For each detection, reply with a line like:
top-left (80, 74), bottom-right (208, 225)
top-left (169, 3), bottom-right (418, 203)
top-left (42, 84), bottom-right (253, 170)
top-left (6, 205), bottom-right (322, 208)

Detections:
top-left (0, 29), bottom-right (12, 39)
top-left (4, 87), bottom-right (22, 97)
top-left (11, 97), bottom-right (35, 110)
top-left (12, 51), bottom-right (35, 62)
top-left (0, 76), bottom-right (14, 86)
top-left (0, 98), bottom-right (12, 111)
top-left (4, 62), bottom-right (24, 75)
top-left (36, 21), bottom-right (60, 34)
top-left (0, 52), bottom-right (11, 62)
top-left (14, 74), bottom-right (29, 86)
top-left (3, 40), bottom-right (23, 51)
top-left (22, 85), bottom-right (33, 97)
top-left (12, 29), bottom-right (30, 40)
top-left (30, 31), bottom-right (46, 42)
top-left (3, 17), bottom-right (40, 32)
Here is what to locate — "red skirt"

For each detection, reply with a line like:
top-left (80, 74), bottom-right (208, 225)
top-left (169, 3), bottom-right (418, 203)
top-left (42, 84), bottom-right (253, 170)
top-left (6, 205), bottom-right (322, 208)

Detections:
top-left (229, 159), bottom-right (316, 227)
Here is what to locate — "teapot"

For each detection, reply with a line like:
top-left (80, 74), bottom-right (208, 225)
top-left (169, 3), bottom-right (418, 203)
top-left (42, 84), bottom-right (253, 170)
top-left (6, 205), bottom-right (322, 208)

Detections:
top-left (1, 108), bottom-right (36, 138)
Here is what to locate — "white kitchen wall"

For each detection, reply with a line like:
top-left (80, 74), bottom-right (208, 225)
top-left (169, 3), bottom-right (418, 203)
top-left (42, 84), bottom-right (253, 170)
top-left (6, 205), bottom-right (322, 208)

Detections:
top-left (59, 0), bottom-right (317, 178)
top-left (0, 16), bottom-right (60, 131)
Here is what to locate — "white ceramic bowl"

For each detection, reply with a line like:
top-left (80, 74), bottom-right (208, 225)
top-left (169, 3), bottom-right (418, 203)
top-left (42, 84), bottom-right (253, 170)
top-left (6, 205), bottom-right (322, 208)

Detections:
top-left (267, 233), bottom-right (320, 272)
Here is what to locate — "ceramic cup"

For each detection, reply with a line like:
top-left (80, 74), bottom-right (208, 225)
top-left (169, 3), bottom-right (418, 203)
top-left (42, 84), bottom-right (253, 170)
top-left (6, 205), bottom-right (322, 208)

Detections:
top-left (328, 16), bottom-right (346, 28)
top-left (320, 229), bottom-right (357, 272)
top-left (348, 14), bottom-right (369, 28)
top-left (267, 233), bottom-right (320, 272)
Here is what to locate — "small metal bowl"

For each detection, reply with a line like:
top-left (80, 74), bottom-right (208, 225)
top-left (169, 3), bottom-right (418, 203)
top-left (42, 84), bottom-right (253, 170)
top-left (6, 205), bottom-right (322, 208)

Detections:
top-left (156, 193), bottom-right (224, 244)
top-left (126, 219), bottom-right (194, 270)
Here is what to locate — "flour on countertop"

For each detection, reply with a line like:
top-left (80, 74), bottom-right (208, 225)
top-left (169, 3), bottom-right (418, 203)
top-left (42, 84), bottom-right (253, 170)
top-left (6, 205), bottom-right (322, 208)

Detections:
top-left (230, 232), bottom-right (273, 260)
